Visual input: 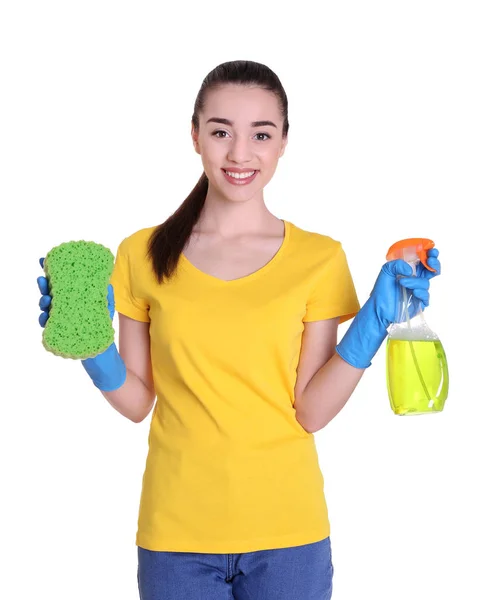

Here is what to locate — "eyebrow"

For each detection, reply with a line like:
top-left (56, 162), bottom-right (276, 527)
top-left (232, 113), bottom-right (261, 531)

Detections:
top-left (206, 117), bottom-right (277, 128)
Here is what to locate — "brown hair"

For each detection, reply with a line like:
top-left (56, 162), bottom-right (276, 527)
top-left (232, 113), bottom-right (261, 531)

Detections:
top-left (146, 60), bottom-right (290, 284)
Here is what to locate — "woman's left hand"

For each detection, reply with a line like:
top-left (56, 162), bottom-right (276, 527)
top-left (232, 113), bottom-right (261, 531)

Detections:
top-left (369, 248), bottom-right (441, 327)
top-left (336, 248), bottom-right (441, 369)
top-left (398, 248), bottom-right (441, 309)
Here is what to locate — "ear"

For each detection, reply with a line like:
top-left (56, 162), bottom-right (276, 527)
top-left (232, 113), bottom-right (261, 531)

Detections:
top-left (279, 136), bottom-right (288, 158)
top-left (191, 124), bottom-right (200, 155)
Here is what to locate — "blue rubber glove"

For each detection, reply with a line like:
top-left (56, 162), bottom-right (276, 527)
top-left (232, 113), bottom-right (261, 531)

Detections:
top-left (38, 257), bottom-right (127, 392)
top-left (336, 249), bottom-right (441, 369)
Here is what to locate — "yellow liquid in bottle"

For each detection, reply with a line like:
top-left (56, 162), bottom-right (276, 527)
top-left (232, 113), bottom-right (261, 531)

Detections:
top-left (386, 339), bottom-right (449, 415)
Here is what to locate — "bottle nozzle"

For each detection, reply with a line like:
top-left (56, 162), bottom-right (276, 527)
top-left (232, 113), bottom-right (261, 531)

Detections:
top-left (386, 238), bottom-right (436, 272)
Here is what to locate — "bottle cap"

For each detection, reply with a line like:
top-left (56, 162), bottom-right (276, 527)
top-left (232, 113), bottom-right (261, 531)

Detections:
top-left (386, 238), bottom-right (436, 272)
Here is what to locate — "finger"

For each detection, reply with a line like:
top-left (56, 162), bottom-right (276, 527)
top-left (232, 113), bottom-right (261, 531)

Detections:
top-left (107, 284), bottom-right (115, 312)
top-left (107, 283), bottom-right (115, 320)
top-left (427, 248), bottom-right (439, 259)
top-left (37, 275), bottom-right (49, 295)
top-left (427, 256), bottom-right (441, 275)
top-left (399, 277), bottom-right (430, 290)
top-left (408, 298), bottom-right (425, 318)
top-left (39, 257), bottom-right (45, 269)
top-left (39, 311), bottom-right (49, 327)
top-left (107, 283), bottom-right (115, 305)
top-left (382, 259), bottom-right (413, 278)
top-left (39, 294), bottom-right (52, 310)
top-left (412, 288), bottom-right (430, 305)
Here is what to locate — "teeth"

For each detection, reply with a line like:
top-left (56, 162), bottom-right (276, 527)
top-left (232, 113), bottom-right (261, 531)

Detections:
top-left (225, 170), bottom-right (255, 179)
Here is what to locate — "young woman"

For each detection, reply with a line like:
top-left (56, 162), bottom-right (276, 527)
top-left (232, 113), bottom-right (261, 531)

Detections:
top-left (38, 60), bottom-right (440, 599)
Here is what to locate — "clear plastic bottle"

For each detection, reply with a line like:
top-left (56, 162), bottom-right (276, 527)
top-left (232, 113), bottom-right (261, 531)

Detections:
top-left (385, 238), bottom-right (449, 416)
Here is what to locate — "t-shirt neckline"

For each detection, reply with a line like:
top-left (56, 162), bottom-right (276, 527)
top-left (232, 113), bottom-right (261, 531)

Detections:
top-left (180, 219), bottom-right (291, 285)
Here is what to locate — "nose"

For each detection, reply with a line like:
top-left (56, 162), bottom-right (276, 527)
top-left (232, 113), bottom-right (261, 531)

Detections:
top-left (227, 136), bottom-right (253, 164)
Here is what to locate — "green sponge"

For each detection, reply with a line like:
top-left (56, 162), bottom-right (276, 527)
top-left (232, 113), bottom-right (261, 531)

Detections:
top-left (42, 240), bottom-right (115, 360)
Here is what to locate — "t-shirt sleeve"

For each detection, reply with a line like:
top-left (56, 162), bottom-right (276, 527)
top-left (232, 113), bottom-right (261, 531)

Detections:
top-left (303, 242), bottom-right (361, 324)
top-left (109, 237), bottom-right (151, 323)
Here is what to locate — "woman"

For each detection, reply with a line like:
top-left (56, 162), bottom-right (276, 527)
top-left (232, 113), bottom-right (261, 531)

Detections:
top-left (38, 60), bottom-right (440, 599)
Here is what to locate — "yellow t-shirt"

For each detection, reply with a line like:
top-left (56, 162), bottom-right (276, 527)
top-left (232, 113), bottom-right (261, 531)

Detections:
top-left (110, 219), bottom-right (360, 553)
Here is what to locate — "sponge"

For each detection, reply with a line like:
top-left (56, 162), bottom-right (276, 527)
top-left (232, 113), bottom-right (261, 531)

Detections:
top-left (42, 240), bottom-right (115, 360)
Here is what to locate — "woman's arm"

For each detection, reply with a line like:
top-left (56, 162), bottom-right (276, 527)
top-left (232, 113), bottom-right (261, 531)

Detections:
top-left (101, 313), bottom-right (156, 423)
top-left (294, 250), bottom-right (441, 432)
top-left (294, 319), bottom-right (364, 433)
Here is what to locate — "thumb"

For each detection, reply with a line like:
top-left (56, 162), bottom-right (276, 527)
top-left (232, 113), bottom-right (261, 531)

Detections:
top-left (107, 283), bottom-right (115, 320)
top-left (381, 259), bottom-right (413, 278)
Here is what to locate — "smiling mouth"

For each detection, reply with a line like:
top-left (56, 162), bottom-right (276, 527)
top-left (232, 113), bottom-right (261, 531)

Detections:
top-left (221, 169), bottom-right (259, 185)
top-left (222, 169), bottom-right (258, 180)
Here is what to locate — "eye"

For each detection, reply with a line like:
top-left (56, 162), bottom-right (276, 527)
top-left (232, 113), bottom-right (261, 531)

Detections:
top-left (211, 130), bottom-right (272, 141)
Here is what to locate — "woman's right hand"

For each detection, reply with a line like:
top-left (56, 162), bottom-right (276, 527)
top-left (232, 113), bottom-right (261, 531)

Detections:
top-left (37, 257), bottom-right (116, 326)
top-left (37, 257), bottom-right (51, 327)
top-left (37, 255), bottom-right (126, 391)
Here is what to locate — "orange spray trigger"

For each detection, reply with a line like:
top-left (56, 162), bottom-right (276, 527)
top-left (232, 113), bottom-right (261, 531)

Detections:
top-left (386, 238), bottom-right (436, 272)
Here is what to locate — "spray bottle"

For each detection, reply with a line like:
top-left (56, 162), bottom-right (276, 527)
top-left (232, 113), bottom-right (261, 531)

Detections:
top-left (385, 238), bottom-right (449, 415)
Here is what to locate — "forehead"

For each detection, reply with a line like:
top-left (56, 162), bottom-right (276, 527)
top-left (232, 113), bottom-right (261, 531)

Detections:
top-left (203, 85), bottom-right (280, 122)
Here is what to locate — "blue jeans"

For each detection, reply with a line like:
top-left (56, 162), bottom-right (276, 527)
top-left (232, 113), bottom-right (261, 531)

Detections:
top-left (137, 537), bottom-right (333, 599)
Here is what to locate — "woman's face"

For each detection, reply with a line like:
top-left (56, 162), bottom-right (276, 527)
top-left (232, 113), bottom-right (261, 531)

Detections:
top-left (192, 85), bottom-right (287, 200)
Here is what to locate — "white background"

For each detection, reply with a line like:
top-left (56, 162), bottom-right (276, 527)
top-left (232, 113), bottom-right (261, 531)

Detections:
top-left (1, 1), bottom-right (496, 599)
